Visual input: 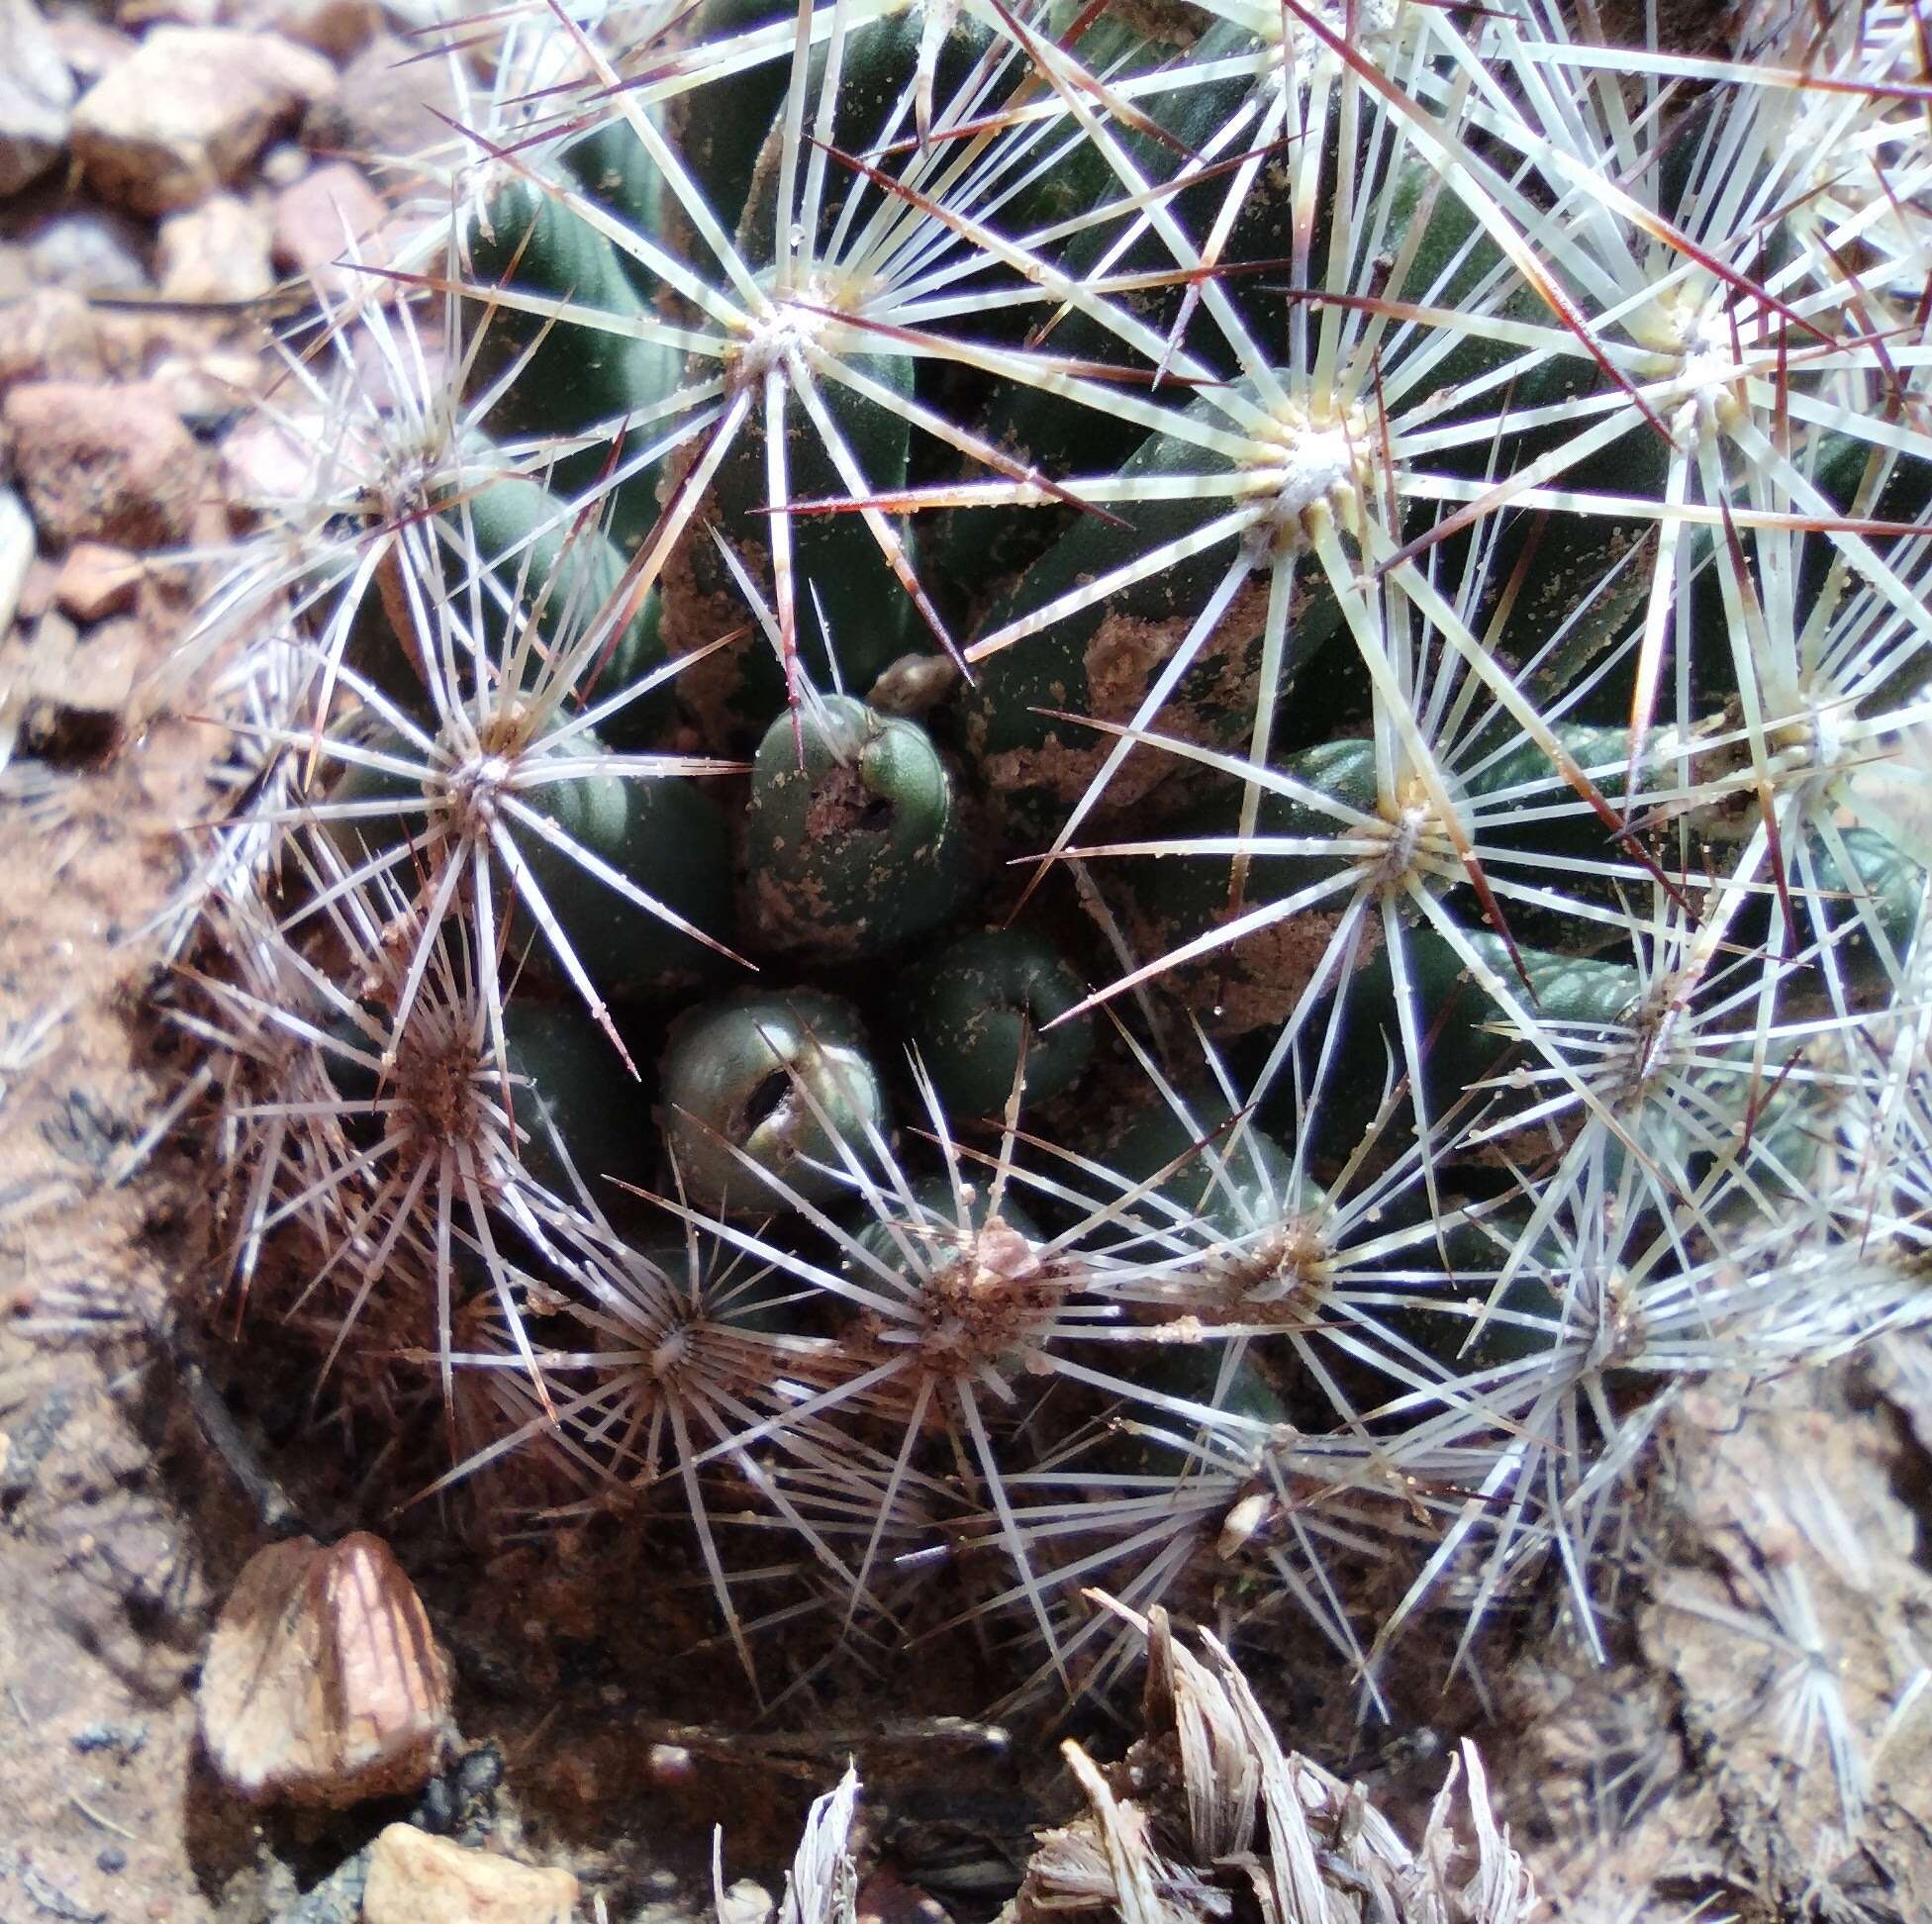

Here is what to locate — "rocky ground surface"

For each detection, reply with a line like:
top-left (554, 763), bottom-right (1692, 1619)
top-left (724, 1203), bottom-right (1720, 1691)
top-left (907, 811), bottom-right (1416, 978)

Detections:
top-left (3, 1), bottom-right (1932, 1919)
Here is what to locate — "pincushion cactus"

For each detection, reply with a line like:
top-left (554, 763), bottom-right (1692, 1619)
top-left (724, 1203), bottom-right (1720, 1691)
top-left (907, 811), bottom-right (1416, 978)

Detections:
top-left (177, 0), bottom-right (1932, 1722)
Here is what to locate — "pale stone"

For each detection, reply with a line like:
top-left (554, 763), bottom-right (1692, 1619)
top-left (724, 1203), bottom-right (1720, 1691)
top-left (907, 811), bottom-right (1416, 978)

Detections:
top-left (147, 341), bottom-right (271, 427)
top-left (0, 490), bottom-right (34, 640)
top-left (198, 1533), bottom-right (452, 1808)
top-left (157, 194), bottom-right (274, 304)
top-left (0, 0), bottom-right (76, 197)
top-left (360, 1827), bottom-right (580, 1924)
top-left (72, 26), bottom-right (336, 215)
top-left (717, 1878), bottom-right (776, 1924)
top-left (23, 209), bottom-right (151, 297)
top-left (53, 543), bottom-right (143, 624)
top-left (5, 608), bottom-right (153, 746)
top-left (260, 140), bottom-right (308, 187)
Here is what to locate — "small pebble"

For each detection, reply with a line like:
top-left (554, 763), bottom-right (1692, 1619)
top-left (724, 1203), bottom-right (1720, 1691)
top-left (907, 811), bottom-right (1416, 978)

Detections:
top-left (22, 210), bottom-right (150, 298)
top-left (71, 25), bottom-right (336, 215)
top-left (0, 290), bottom-right (110, 394)
top-left (259, 140), bottom-right (308, 187)
top-left (46, 15), bottom-right (136, 89)
top-left (53, 543), bottom-right (144, 624)
top-left (198, 1533), bottom-right (453, 1808)
top-left (718, 1877), bottom-right (776, 1924)
top-left (456, 1745), bottom-right (504, 1797)
top-left (361, 1827), bottom-right (578, 1924)
top-left (156, 194), bottom-right (273, 304)
top-left (419, 1776), bottom-right (456, 1834)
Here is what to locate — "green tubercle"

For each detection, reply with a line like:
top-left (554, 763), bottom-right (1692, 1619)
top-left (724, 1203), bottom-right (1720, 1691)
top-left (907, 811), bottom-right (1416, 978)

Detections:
top-left (895, 927), bottom-right (1093, 1118)
top-left (659, 989), bottom-right (889, 1214)
top-left (743, 694), bottom-right (974, 957)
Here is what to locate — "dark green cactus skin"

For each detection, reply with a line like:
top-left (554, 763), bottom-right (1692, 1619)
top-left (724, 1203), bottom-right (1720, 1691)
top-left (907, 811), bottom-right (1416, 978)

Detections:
top-left (894, 926), bottom-right (1093, 1117)
top-left (918, 13), bottom-right (1280, 599)
top-left (1374, 1217), bottom-right (1573, 1379)
top-left (652, 4), bottom-right (1011, 737)
top-left (958, 391), bottom-right (1347, 837)
top-left (560, 118), bottom-right (671, 302)
top-left (666, 333), bottom-right (918, 743)
top-left (463, 170), bottom-right (684, 542)
top-left (1088, 1342), bottom-right (1293, 1485)
top-left (743, 695), bottom-right (974, 956)
top-left (1336, 928), bottom-right (1642, 1121)
top-left (497, 1002), bottom-right (655, 1199)
top-left (662, 0), bottom-right (797, 240)
top-left (735, 5), bottom-right (998, 264)
top-left (355, 470), bottom-right (669, 743)
top-left (508, 749), bottom-right (739, 1001)
top-left (659, 989), bottom-right (889, 1213)
top-left (1094, 1091), bottom-right (1299, 1247)
top-left (440, 473), bottom-right (670, 748)
top-left (1785, 825), bottom-right (1925, 992)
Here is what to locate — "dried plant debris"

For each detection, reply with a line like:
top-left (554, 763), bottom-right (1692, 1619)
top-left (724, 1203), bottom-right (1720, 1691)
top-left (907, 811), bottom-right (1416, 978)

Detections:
top-left (1634, 1382), bottom-right (1932, 1918)
top-left (1012, 1596), bottom-right (1535, 1924)
top-left (781, 1761), bottom-right (863, 1924)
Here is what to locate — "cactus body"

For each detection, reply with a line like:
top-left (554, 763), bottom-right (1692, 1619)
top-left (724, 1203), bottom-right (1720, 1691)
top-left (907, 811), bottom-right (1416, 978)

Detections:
top-left (193, 0), bottom-right (1932, 1714)
top-left (895, 926), bottom-right (1092, 1116)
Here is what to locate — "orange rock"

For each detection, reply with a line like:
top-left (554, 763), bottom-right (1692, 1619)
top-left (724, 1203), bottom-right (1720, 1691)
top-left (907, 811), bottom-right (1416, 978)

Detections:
top-left (227, 0), bottom-right (377, 62)
top-left (271, 160), bottom-right (386, 301)
top-left (198, 1533), bottom-right (452, 1807)
top-left (70, 26), bottom-right (335, 215)
top-left (361, 1827), bottom-right (580, 1924)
